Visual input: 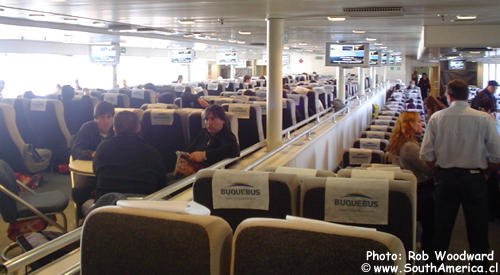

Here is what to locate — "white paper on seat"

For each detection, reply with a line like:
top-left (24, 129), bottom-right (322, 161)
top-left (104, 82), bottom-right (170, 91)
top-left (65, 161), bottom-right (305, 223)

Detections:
top-left (367, 166), bottom-right (402, 172)
top-left (175, 85), bottom-right (184, 93)
top-left (364, 131), bottom-right (386, 139)
top-left (380, 111), bottom-right (396, 115)
top-left (351, 169), bottom-right (395, 180)
top-left (131, 90), bottom-right (145, 99)
top-left (207, 82), bottom-right (218, 91)
top-left (233, 95), bottom-right (250, 103)
top-left (369, 125), bottom-right (389, 132)
top-left (359, 138), bottom-right (381, 150)
top-left (150, 109), bottom-right (175, 125)
top-left (30, 99), bottom-right (47, 111)
top-left (348, 149), bottom-right (372, 165)
top-left (373, 120), bottom-right (391, 126)
top-left (377, 116), bottom-right (394, 120)
top-left (276, 166), bottom-right (317, 177)
top-left (103, 93), bottom-right (118, 106)
top-left (212, 170), bottom-right (269, 210)
top-left (117, 200), bottom-right (210, 215)
top-left (228, 104), bottom-right (251, 119)
top-left (325, 177), bottom-right (389, 225)
top-left (146, 103), bottom-right (168, 109)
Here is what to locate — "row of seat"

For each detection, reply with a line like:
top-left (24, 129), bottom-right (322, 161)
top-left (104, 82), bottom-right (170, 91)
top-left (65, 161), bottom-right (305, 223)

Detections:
top-left (81, 168), bottom-right (416, 274)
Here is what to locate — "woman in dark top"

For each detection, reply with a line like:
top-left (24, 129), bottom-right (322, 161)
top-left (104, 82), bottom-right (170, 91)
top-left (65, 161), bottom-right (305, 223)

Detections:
top-left (186, 105), bottom-right (240, 166)
top-left (417, 73), bottom-right (431, 99)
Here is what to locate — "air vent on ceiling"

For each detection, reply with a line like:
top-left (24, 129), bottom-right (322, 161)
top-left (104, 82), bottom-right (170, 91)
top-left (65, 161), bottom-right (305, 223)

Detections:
top-left (343, 7), bottom-right (404, 17)
top-left (107, 24), bottom-right (133, 31)
top-left (457, 47), bottom-right (492, 52)
top-left (136, 27), bottom-right (156, 32)
top-left (250, 42), bottom-right (266, 46)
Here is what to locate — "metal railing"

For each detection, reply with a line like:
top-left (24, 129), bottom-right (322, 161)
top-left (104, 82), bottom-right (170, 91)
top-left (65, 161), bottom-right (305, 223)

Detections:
top-left (0, 84), bottom-right (385, 275)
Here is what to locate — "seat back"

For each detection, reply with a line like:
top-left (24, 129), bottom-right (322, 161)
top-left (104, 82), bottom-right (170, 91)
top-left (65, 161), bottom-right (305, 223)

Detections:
top-left (62, 97), bottom-right (94, 135)
top-left (366, 125), bottom-right (394, 133)
top-left (121, 89), bottom-right (156, 108)
top-left (300, 175), bottom-right (416, 253)
top-left (207, 82), bottom-right (225, 96)
top-left (371, 119), bottom-right (396, 127)
top-left (342, 148), bottom-right (385, 167)
top-left (81, 206), bottom-right (232, 275)
top-left (361, 131), bottom-right (392, 140)
top-left (0, 160), bottom-right (20, 223)
top-left (193, 169), bottom-right (299, 230)
top-left (222, 104), bottom-right (264, 150)
top-left (0, 104), bottom-right (28, 172)
top-left (1, 98), bottom-right (37, 144)
top-left (115, 108), bottom-right (144, 122)
top-left (27, 99), bottom-right (71, 163)
top-left (352, 138), bottom-right (389, 152)
top-left (102, 93), bottom-right (130, 108)
top-left (231, 217), bottom-right (406, 275)
top-left (288, 94), bottom-right (308, 122)
top-left (140, 103), bottom-right (178, 110)
top-left (141, 109), bottom-right (186, 172)
top-left (306, 90), bottom-right (320, 116)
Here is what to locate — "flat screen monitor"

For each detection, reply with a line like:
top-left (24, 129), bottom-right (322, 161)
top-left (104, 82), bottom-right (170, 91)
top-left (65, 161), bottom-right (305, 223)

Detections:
top-left (394, 55), bottom-right (402, 64)
top-left (369, 50), bottom-right (380, 66)
top-left (217, 52), bottom-right (238, 65)
top-left (449, 59), bottom-right (465, 70)
top-left (325, 43), bottom-right (369, 67)
top-left (171, 50), bottom-right (193, 63)
top-left (90, 44), bottom-right (119, 65)
top-left (381, 53), bottom-right (389, 65)
top-left (389, 55), bottom-right (395, 65)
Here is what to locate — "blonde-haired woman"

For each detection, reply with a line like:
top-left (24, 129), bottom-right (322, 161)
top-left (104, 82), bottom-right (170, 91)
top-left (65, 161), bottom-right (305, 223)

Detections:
top-left (388, 111), bottom-right (434, 252)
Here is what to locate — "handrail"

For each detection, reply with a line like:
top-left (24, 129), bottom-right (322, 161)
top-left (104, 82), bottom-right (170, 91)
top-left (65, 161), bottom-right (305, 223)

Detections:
top-left (0, 83), bottom-right (385, 275)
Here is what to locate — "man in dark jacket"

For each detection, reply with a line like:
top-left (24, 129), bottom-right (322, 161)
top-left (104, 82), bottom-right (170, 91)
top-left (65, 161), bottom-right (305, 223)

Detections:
top-left (472, 80), bottom-right (498, 115)
top-left (93, 111), bottom-right (166, 198)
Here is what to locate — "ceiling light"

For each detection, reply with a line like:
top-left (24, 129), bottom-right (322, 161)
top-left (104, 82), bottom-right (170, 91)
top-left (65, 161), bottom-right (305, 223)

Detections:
top-left (366, 38), bottom-right (377, 41)
top-left (63, 17), bottom-right (77, 21)
top-left (283, 46), bottom-right (290, 50)
top-left (374, 43), bottom-right (383, 46)
top-left (183, 34), bottom-right (193, 38)
top-left (456, 15), bottom-right (477, 20)
top-left (178, 19), bottom-right (195, 25)
top-left (238, 31), bottom-right (252, 35)
top-left (327, 16), bottom-right (346, 22)
top-left (380, 46), bottom-right (387, 49)
top-left (469, 51), bottom-right (481, 54)
top-left (29, 13), bottom-right (45, 17)
top-left (228, 39), bottom-right (237, 43)
top-left (237, 41), bottom-right (246, 44)
top-left (298, 42), bottom-right (308, 46)
top-left (352, 30), bottom-right (366, 34)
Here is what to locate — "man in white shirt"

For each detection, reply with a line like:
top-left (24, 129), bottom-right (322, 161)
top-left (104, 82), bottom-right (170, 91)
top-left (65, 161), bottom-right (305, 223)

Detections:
top-left (420, 79), bottom-right (500, 269)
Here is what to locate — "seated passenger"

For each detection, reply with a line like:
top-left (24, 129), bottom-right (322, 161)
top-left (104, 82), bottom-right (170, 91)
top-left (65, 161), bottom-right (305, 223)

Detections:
top-left (185, 105), bottom-right (240, 166)
top-left (93, 111), bottom-right (166, 198)
top-left (70, 102), bottom-right (115, 212)
top-left (182, 87), bottom-right (209, 108)
top-left (387, 111), bottom-right (434, 252)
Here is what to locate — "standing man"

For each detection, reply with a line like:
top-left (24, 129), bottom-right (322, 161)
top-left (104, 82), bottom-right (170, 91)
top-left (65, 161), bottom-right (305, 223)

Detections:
top-left (417, 73), bottom-right (431, 99)
top-left (420, 79), bottom-right (500, 269)
top-left (472, 80), bottom-right (498, 116)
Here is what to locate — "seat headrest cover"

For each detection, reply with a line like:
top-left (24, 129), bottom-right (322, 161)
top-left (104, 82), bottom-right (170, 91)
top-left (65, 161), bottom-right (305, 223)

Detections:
top-left (116, 200), bottom-right (210, 215)
top-left (275, 166), bottom-right (317, 177)
top-left (351, 169), bottom-right (395, 180)
top-left (359, 138), bottom-right (382, 150)
top-left (131, 90), bottom-right (145, 99)
top-left (150, 109), bottom-right (175, 125)
top-left (212, 170), bottom-right (269, 210)
top-left (228, 104), bottom-right (251, 119)
top-left (348, 148), bottom-right (373, 165)
top-left (325, 177), bottom-right (389, 225)
top-left (30, 99), bottom-right (47, 111)
top-left (103, 93), bottom-right (119, 105)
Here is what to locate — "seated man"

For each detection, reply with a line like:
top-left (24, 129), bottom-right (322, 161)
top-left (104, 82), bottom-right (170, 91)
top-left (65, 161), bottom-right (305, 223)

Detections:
top-left (93, 111), bottom-right (166, 198)
top-left (186, 105), bottom-right (240, 166)
top-left (70, 102), bottom-right (115, 212)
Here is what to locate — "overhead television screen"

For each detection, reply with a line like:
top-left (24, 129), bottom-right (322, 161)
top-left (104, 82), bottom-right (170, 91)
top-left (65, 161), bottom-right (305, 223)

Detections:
top-left (381, 53), bottom-right (389, 65)
top-left (394, 55), bottom-right (402, 64)
top-left (325, 43), bottom-right (369, 67)
top-left (171, 50), bottom-right (193, 63)
top-left (369, 50), bottom-right (380, 66)
top-left (389, 55), bottom-right (395, 65)
top-left (449, 59), bottom-right (465, 70)
top-left (217, 52), bottom-right (238, 65)
top-left (90, 45), bottom-right (119, 65)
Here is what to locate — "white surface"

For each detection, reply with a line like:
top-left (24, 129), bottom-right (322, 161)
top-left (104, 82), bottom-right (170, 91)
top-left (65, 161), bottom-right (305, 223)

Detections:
top-left (116, 200), bottom-right (210, 215)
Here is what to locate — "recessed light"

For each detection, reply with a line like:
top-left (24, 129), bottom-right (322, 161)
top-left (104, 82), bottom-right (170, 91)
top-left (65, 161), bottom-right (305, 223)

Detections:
top-left (298, 42), bottom-right (308, 46)
top-left (237, 41), bottom-right (246, 44)
top-left (228, 39), bottom-right (237, 43)
top-left (327, 17), bottom-right (346, 22)
top-left (380, 46), bottom-right (387, 49)
top-left (178, 19), bottom-right (195, 25)
top-left (352, 30), bottom-right (366, 34)
top-left (183, 34), bottom-right (193, 38)
top-left (456, 15), bottom-right (477, 20)
top-left (366, 38), bottom-right (377, 41)
top-left (283, 46), bottom-right (290, 50)
top-left (374, 43), bottom-right (383, 46)
top-left (63, 17), bottom-right (77, 21)
top-left (469, 51), bottom-right (481, 54)
top-left (238, 31), bottom-right (251, 35)
top-left (29, 13), bottom-right (45, 17)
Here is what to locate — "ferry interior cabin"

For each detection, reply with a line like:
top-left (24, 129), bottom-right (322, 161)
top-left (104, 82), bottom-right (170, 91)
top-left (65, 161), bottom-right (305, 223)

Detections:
top-left (0, 0), bottom-right (499, 274)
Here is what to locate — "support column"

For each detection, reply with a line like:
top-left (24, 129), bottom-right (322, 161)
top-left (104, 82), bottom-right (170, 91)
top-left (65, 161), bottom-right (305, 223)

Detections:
top-left (336, 67), bottom-right (345, 102)
top-left (266, 18), bottom-right (284, 150)
top-left (371, 67), bottom-right (376, 89)
top-left (358, 67), bottom-right (365, 96)
top-left (112, 64), bottom-right (118, 90)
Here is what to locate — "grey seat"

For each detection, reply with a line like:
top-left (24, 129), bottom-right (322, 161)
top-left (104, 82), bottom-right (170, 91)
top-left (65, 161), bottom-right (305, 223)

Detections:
top-left (352, 138), bottom-right (389, 152)
top-left (222, 104), bottom-right (264, 150)
top-left (341, 148), bottom-right (385, 168)
top-left (231, 217), bottom-right (406, 275)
